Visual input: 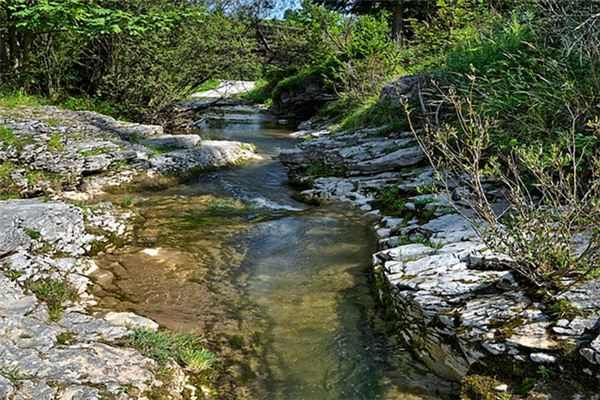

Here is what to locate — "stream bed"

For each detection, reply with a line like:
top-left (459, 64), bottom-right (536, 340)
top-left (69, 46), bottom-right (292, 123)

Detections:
top-left (92, 107), bottom-right (453, 399)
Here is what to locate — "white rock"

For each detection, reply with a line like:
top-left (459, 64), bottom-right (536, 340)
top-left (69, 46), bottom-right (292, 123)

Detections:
top-left (103, 312), bottom-right (159, 331)
top-left (530, 352), bottom-right (557, 363)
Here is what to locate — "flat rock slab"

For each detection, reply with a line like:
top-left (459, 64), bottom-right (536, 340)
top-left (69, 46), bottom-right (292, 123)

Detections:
top-left (141, 134), bottom-right (201, 149)
top-left (190, 80), bottom-right (255, 99)
top-left (0, 199), bottom-right (90, 255)
top-left (149, 140), bottom-right (258, 174)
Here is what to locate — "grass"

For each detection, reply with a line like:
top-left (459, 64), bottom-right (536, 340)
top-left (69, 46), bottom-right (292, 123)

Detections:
top-left (121, 197), bottom-right (134, 207)
top-left (193, 79), bottom-right (221, 93)
top-left (48, 133), bottom-right (65, 152)
top-left (0, 91), bottom-right (45, 108)
top-left (0, 127), bottom-right (20, 149)
top-left (179, 348), bottom-right (217, 373)
top-left (24, 228), bottom-right (41, 240)
top-left (79, 147), bottom-right (111, 157)
top-left (126, 328), bottom-right (217, 372)
top-left (370, 185), bottom-right (407, 217)
top-left (149, 145), bottom-right (176, 155)
top-left (546, 299), bottom-right (583, 320)
top-left (337, 97), bottom-right (409, 133)
top-left (56, 331), bottom-right (75, 345)
top-left (42, 117), bottom-right (60, 127)
top-left (302, 162), bottom-right (347, 178)
top-left (4, 270), bottom-right (23, 281)
top-left (0, 161), bottom-right (19, 198)
top-left (0, 366), bottom-right (34, 385)
top-left (240, 79), bottom-right (272, 105)
top-left (59, 95), bottom-right (129, 120)
top-left (27, 279), bottom-right (77, 321)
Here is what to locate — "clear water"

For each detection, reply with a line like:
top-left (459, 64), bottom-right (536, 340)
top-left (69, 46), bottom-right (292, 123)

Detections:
top-left (93, 108), bottom-right (454, 399)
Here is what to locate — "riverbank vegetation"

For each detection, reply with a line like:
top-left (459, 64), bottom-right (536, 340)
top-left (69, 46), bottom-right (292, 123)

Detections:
top-left (0, 0), bottom-right (262, 122)
top-left (254, 0), bottom-right (599, 298)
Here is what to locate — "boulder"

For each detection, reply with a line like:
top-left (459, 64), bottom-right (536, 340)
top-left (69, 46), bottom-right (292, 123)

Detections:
top-left (141, 134), bottom-right (201, 150)
top-left (378, 74), bottom-right (430, 109)
top-left (270, 73), bottom-right (337, 120)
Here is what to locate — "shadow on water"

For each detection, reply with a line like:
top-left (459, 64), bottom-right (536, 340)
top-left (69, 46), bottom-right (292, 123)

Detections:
top-left (92, 107), bottom-right (456, 399)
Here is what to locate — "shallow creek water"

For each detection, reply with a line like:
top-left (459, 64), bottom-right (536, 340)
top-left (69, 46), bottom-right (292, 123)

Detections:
top-left (92, 107), bottom-right (453, 399)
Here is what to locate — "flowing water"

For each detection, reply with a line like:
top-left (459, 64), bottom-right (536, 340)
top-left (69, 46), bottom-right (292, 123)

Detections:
top-left (92, 107), bottom-right (454, 399)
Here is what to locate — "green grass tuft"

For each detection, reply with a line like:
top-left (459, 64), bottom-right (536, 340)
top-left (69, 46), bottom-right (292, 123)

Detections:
top-left (0, 92), bottom-right (45, 108)
top-left (48, 133), bottom-right (65, 152)
top-left (126, 328), bottom-right (217, 373)
top-left (27, 279), bottom-right (76, 321)
top-left (24, 228), bottom-right (41, 240)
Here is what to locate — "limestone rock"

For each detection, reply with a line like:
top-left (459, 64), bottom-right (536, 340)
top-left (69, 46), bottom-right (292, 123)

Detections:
top-left (103, 311), bottom-right (159, 331)
top-left (141, 134), bottom-right (201, 150)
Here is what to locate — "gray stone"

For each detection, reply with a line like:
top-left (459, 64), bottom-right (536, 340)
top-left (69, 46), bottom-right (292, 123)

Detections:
top-left (149, 140), bottom-right (258, 174)
top-left (103, 311), bottom-right (159, 331)
top-left (378, 74), bottom-right (429, 109)
top-left (141, 134), bottom-right (201, 150)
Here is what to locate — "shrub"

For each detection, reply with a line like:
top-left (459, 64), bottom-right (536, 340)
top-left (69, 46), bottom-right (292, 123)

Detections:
top-left (408, 82), bottom-right (599, 296)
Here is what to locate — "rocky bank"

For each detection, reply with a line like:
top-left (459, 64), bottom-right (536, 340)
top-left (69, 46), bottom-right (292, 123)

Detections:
top-left (0, 104), bottom-right (259, 399)
top-left (279, 80), bottom-right (600, 399)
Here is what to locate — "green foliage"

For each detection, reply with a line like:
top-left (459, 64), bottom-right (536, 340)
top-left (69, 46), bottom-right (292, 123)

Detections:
top-left (0, 127), bottom-right (20, 149)
top-left (59, 96), bottom-right (126, 119)
top-left (0, 161), bottom-right (19, 198)
top-left (0, 366), bottom-right (34, 385)
top-left (0, 92), bottom-right (45, 108)
top-left (121, 197), bottom-right (134, 207)
top-left (48, 133), bottom-right (64, 152)
top-left (0, 1), bottom-right (260, 121)
top-left (56, 331), bottom-right (75, 345)
top-left (370, 185), bottom-right (406, 217)
top-left (126, 328), bottom-right (217, 372)
top-left (179, 348), bottom-right (217, 373)
top-left (193, 79), bottom-right (221, 93)
top-left (546, 299), bottom-right (583, 320)
top-left (27, 279), bottom-right (76, 321)
top-left (336, 96), bottom-right (409, 132)
top-left (24, 228), bottom-right (41, 240)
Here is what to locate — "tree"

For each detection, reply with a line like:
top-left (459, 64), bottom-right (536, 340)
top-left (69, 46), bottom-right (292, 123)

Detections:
top-left (311, 0), bottom-right (436, 42)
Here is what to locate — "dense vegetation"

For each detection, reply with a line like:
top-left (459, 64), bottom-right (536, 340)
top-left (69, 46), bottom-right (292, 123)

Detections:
top-left (0, 0), bottom-right (262, 121)
top-left (252, 0), bottom-right (599, 295)
top-left (1, 0), bottom-right (598, 301)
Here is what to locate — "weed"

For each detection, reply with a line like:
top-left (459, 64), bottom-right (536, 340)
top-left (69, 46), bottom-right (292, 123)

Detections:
top-left (126, 328), bottom-right (217, 373)
top-left (0, 366), bottom-right (35, 385)
top-left (24, 228), bottom-right (41, 240)
top-left (121, 197), bottom-right (134, 207)
top-left (149, 146), bottom-right (175, 155)
top-left (4, 270), bottom-right (23, 281)
top-left (48, 133), bottom-right (64, 152)
top-left (0, 91), bottom-right (44, 108)
top-left (546, 299), bottom-right (583, 320)
top-left (42, 118), bottom-right (60, 127)
top-left (370, 185), bottom-right (406, 217)
top-left (519, 377), bottom-right (535, 396)
top-left (537, 365), bottom-right (550, 379)
top-left (27, 279), bottom-right (76, 321)
top-left (0, 127), bottom-right (20, 149)
top-left (179, 348), bottom-right (217, 373)
top-left (56, 331), bottom-right (75, 345)
top-left (79, 147), bottom-right (110, 157)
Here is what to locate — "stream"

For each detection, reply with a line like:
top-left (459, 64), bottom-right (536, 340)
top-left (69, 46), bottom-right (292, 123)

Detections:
top-left (92, 106), bottom-right (453, 399)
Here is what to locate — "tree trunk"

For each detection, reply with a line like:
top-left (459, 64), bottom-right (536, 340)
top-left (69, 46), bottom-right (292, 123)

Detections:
top-left (392, 4), bottom-right (404, 44)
